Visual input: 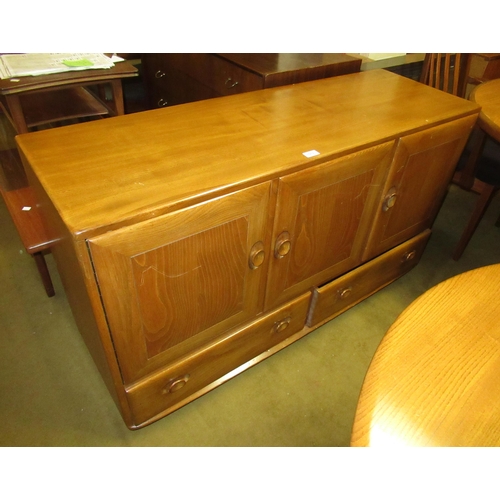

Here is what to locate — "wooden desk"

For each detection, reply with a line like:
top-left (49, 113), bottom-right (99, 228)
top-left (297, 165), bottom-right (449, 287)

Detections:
top-left (142, 53), bottom-right (362, 108)
top-left (351, 264), bottom-right (500, 447)
top-left (0, 61), bottom-right (138, 133)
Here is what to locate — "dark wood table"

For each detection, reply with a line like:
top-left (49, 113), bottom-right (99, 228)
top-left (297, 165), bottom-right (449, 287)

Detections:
top-left (0, 60), bottom-right (138, 133)
top-left (351, 263), bottom-right (500, 447)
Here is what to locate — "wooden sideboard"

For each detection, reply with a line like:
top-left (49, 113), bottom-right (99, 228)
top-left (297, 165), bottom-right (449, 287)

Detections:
top-left (142, 53), bottom-right (362, 108)
top-left (16, 70), bottom-right (479, 429)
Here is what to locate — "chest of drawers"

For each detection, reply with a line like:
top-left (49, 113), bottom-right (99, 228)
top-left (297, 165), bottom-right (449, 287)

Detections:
top-left (142, 53), bottom-right (362, 108)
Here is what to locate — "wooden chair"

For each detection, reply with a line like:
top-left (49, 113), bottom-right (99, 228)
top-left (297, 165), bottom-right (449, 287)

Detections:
top-left (452, 155), bottom-right (500, 260)
top-left (420, 54), bottom-right (500, 259)
top-left (419, 53), bottom-right (468, 97)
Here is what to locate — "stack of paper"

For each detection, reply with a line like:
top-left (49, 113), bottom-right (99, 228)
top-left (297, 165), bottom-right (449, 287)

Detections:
top-left (0, 53), bottom-right (116, 79)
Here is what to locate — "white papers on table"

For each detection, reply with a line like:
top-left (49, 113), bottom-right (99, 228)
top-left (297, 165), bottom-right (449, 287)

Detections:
top-left (0, 53), bottom-right (115, 79)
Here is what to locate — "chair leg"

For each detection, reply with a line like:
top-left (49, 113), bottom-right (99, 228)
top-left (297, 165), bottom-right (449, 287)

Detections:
top-left (455, 128), bottom-right (487, 190)
top-left (452, 183), bottom-right (496, 260)
top-left (32, 251), bottom-right (55, 297)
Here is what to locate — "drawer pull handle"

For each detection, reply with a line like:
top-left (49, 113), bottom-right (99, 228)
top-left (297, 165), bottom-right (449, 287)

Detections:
top-left (155, 70), bottom-right (166, 78)
top-left (225, 77), bottom-right (239, 89)
top-left (339, 287), bottom-right (352, 300)
top-left (402, 250), bottom-right (417, 262)
top-left (249, 241), bottom-right (265, 269)
top-left (275, 231), bottom-right (291, 259)
top-left (274, 317), bottom-right (291, 334)
top-left (383, 187), bottom-right (397, 212)
top-left (157, 98), bottom-right (168, 107)
top-left (164, 375), bottom-right (190, 394)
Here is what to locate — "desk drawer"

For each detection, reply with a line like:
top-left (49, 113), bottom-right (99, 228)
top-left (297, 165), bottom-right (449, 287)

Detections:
top-left (207, 55), bottom-right (263, 96)
top-left (125, 293), bottom-right (311, 427)
top-left (307, 230), bottom-right (431, 327)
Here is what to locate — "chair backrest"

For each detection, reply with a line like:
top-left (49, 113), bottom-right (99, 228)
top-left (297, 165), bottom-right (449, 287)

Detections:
top-left (420, 53), bottom-right (469, 97)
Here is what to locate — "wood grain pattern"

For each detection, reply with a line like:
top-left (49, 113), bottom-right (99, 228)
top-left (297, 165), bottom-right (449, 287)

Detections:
top-left (88, 182), bottom-right (272, 383)
top-left (16, 70), bottom-right (482, 428)
top-left (470, 78), bottom-right (500, 142)
top-left (16, 70), bottom-right (479, 241)
top-left (363, 115), bottom-right (477, 261)
top-left (265, 141), bottom-right (394, 309)
top-left (351, 264), bottom-right (500, 447)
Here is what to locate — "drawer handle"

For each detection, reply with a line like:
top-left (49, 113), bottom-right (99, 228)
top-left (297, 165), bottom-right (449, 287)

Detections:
top-left (225, 77), bottom-right (239, 89)
top-left (338, 287), bottom-right (352, 300)
top-left (163, 375), bottom-right (190, 394)
top-left (274, 317), bottom-right (291, 334)
top-left (155, 70), bottom-right (166, 79)
top-left (157, 98), bottom-right (168, 107)
top-left (383, 187), bottom-right (397, 212)
top-left (249, 241), bottom-right (265, 269)
top-left (402, 250), bottom-right (417, 262)
top-left (274, 231), bottom-right (291, 259)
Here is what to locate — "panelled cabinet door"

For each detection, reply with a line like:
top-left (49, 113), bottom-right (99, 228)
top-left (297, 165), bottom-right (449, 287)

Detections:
top-left (88, 182), bottom-right (272, 384)
top-left (363, 115), bottom-right (477, 261)
top-left (265, 141), bottom-right (395, 310)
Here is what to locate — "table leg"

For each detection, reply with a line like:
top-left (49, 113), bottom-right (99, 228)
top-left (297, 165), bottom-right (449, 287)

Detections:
top-left (456, 127), bottom-right (487, 190)
top-left (109, 80), bottom-right (125, 116)
top-left (4, 94), bottom-right (29, 134)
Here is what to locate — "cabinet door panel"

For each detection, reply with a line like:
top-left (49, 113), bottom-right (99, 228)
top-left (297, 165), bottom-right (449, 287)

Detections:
top-left (88, 183), bottom-right (272, 383)
top-left (265, 142), bottom-right (394, 309)
top-left (363, 116), bottom-right (477, 261)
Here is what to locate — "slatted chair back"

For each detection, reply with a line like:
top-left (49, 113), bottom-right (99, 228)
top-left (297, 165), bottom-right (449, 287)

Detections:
top-left (420, 53), bottom-right (469, 97)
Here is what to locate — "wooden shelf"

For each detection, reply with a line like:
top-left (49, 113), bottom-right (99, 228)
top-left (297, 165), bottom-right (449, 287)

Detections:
top-left (19, 86), bottom-right (109, 129)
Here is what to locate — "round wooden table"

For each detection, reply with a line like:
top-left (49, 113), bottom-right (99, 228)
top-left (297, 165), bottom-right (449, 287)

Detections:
top-left (470, 78), bottom-right (500, 142)
top-left (351, 264), bottom-right (500, 447)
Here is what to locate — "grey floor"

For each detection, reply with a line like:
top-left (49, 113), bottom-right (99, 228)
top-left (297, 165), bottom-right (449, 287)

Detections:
top-left (1, 168), bottom-right (499, 446)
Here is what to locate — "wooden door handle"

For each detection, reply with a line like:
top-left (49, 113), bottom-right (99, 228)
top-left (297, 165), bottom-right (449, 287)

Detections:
top-left (249, 241), bottom-right (265, 269)
top-left (383, 187), bottom-right (397, 211)
top-left (274, 231), bottom-right (291, 259)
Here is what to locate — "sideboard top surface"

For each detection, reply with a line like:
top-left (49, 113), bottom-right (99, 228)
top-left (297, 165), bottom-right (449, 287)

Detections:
top-left (17, 69), bottom-right (479, 239)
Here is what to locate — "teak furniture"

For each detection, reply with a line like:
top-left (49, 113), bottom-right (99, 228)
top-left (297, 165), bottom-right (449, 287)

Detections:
top-left (351, 263), bottom-right (500, 447)
top-left (0, 186), bottom-right (58, 296)
top-left (419, 53), bottom-right (468, 97)
top-left (16, 70), bottom-right (479, 429)
top-left (0, 60), bottom-right (138, 134)
top-left (453, 78), bottom-right (500, 260)
top-left (142, 53), bottom-right (362, 108)
top-left (0, 61), bottom-right (138, 295)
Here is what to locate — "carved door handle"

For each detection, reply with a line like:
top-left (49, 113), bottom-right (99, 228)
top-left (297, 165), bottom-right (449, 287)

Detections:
top-left (402, 250), bottom-right (417, 262)
top-left (163, 375), bottom-right (190, 394)
top-left (273, 317), bottom-right (291, 334)
top-left (274, 231), bottom-right (291, 259)
top-left (383, 187), bottom-right (397, 211)
top-left (249, 241), bottom-right (265, 269)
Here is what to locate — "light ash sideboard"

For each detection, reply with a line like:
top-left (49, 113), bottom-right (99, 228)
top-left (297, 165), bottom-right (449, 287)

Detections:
top-left (17, 69), bottom-right (479, 429)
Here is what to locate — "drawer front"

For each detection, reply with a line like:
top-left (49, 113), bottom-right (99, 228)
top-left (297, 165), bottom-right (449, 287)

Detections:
top-left (207, 56), bottom-right (263, 96)
top-left (143, 54), bottom-right (217, 108)
top-left (126, 293), bottom-right (311, 426)
top-left (307, 230), bottom-right (431, 328)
